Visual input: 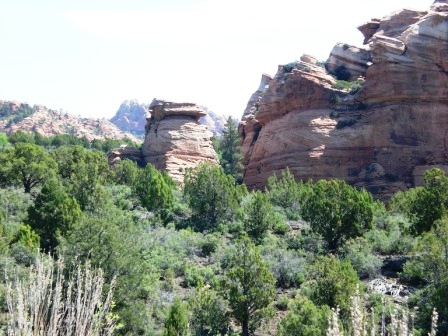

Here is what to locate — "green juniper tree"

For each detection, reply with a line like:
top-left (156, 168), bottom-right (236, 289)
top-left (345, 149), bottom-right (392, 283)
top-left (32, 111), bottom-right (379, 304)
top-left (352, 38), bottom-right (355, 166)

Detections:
top-left (183, 163), bottom-right (244, 231)
top-left (27, 177), bottom-right (81, 251)
top-left (0, 142), bottom-right (57, 193)
top-left (221, 234), bottom-right (275, 336)
top-left (301, 179), bottom-right (374, 250)
top-left (163, 297), bottom-right (190, 336)
top-left (391, 168), bottom-right (448, 235)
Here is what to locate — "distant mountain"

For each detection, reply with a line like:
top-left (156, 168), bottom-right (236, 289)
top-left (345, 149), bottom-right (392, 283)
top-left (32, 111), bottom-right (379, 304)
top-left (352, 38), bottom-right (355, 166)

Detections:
top-left (199, 107), bottom-right (230, 138)
top-left (110, 100), bottom-right (148, 136)
top-left (0, 100), bottom-right (140, 143)
top-left (110, 100), bottom-right (231, 137)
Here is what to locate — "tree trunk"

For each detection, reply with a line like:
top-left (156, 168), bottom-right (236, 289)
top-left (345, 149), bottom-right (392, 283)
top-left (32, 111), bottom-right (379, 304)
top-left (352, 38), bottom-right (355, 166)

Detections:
top-left (242, 320), bottom-right (249, 336)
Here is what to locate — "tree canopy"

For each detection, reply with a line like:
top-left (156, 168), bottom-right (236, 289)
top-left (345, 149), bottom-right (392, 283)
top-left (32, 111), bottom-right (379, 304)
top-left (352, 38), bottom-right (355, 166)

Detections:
top-left (0, 142), bottom-right (57, 193)
top-left (301, 179), bottom-right (374, 250)
top-left (218, 116), bottom-right (243, 183)
top-left (221, 234), bottom-right (275, 336)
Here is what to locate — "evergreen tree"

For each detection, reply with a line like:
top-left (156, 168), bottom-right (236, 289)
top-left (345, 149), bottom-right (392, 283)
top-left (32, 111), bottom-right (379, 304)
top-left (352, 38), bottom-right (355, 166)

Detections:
top-left (391, 168), bottom-right (448, 235)
top-left (218, 116), bottom-right (243, 183)
top-left (112, 159), bottom-right (140, 186)
top-left (0, 142), bottom-right (57, 193)
top-left (51, 145), bottom-right (111, 211)
top-left (243, 190), bottom-right (274, 243)
top-left (301, 179), bottom-right (374, 250)
top-left (190, 286), bottom-right (229, 336)
top-left (183, 163), bottom-right (244, 231)
top-left (277, 296), bottom-right (329, 336)
top-left (135, 164), bottom-right (174, 217)
top-left (221, 235), bottom-right (275, 336)
top-left (307, 255), bottom-right (360, 321)
top-left (27, 177), bottom-right (81, 251)
top-left (266, 168), bottom-right (306, 219)
top-left (163, 297), bottom-right (190, 336)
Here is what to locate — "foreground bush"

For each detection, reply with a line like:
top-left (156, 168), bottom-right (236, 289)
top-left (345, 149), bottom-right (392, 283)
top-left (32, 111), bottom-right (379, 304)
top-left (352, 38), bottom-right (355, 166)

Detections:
top-left (5, 254), bottom-right (117, 336)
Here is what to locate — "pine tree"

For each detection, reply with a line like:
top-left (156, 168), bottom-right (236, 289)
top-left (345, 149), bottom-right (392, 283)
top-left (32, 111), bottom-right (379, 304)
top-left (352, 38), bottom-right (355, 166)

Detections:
top-left (218, 116), bottom-right (243, 183)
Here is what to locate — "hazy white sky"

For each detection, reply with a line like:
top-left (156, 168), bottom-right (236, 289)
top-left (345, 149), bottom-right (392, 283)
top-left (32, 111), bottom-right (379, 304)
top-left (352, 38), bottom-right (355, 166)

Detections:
top-left (0, 0), bottom-right (433, 119)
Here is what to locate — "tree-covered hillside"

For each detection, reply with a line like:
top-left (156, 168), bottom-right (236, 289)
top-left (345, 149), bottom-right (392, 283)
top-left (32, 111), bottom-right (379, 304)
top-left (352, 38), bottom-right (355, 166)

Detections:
top-left (0, 131), bottom-right (446, 335)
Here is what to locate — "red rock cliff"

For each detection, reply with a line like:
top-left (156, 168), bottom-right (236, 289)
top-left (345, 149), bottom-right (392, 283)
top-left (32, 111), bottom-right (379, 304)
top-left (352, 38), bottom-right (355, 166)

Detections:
top-left (240, 1), bottom-right (448, 200)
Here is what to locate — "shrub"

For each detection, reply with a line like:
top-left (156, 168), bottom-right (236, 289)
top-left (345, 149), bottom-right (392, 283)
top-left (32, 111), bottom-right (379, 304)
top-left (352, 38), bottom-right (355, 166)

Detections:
top-left (301, 179), bottom-right (374, 250)
top-left (339, 237), bottom-right (381, 279)
top-left (306, 255), bottom-right (361, 321)
top-left (332, 79), bottom-right (364, 94)
top-left (272, 213), bottom-right (290, 235)
top-left (5, 255), bottom-right (117, 336)
top-left (277, 295), bottom-right (330, 336)
top-left (190, 286), bottom-right (230, 336)
top-left (365, 213), bottom-right (414, 255)
top-left (275, 295), bottom-right (290, 311)
top-left (261, 246), bottom-right (307, 288)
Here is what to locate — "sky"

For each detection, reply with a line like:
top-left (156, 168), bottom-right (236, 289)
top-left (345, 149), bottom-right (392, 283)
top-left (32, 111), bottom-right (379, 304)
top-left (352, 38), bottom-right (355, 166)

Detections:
top-left (0, 0), bottom-right (434, 119)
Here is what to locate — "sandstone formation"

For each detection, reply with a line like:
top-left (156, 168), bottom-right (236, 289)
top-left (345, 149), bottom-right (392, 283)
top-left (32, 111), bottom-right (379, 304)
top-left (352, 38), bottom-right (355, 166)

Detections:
top-left (108, 145), bottom-right (144, 166)
top-left (142, 99), bottom-right (218, 183)
top-left (326, 43), bottom-right (371, 81)
top-left (239, 1), bottom-right (448, 200)
top-left (0, 100), bottom-right (140, 143)
top-left (242, 74), bottom-right (273, 118)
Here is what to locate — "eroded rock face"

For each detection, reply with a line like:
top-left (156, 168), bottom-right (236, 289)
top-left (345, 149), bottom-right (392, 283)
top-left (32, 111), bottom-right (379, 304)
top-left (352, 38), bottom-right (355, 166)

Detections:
top-left (326, 43), bottom-right (371, 81)
top-left (240, 1), bottom-right (448, 200)
top-left (108, 145), bottom-right (144, 166)
top-left (242, 74), bottom-right (273, 118)
top-left (142, 99), bottom-right (218, 183)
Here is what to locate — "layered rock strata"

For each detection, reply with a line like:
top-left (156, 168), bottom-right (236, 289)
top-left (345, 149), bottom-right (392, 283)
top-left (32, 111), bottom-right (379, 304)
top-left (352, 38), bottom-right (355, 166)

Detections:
top-left (326, 43), bottom-right (371, 80)
top-left (240, 1), bottom-right (448, 200)
top-left (141, 99), bottom-right (218, 183)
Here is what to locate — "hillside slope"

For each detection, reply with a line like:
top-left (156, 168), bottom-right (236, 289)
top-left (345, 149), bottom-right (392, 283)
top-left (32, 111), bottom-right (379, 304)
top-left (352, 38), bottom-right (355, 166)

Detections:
top-left (0, 100), bottom-right (140, 143)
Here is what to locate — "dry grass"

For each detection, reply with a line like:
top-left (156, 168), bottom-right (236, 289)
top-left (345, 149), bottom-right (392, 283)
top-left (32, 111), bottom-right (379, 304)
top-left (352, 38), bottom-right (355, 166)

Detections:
top-left (326, 286), bottom-right (438, 336)
top-left (5, 255), bottom-right (117, 336)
